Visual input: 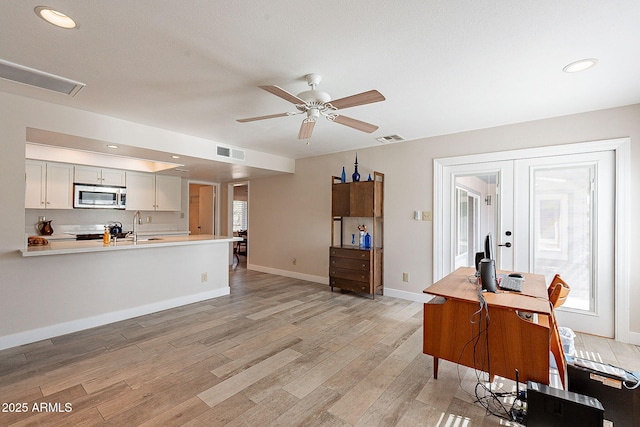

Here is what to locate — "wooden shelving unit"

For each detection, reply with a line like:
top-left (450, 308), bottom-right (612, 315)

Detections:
top-left (329, 171), bottom-right (384, 298)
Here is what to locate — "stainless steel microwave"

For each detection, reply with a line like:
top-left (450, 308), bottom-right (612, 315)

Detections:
top-left (73, 184), bottom-right (126, 209)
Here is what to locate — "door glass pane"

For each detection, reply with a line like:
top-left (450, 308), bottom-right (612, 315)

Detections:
top-left (456, 188), bottom-right (469, 257)
top-left (532, 165), bottom-right (593, 311)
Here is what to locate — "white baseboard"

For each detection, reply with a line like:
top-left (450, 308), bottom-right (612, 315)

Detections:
top-left (247, 264), bottom-right (328, 285)
top-left (0, 288), bottom-right (230, 351)
top-left (248, 264), bottom-right (432, 304)
top-left (384, 287), bottom-right (434, 303)
top-left (628, 331), bottom-right (640, 346)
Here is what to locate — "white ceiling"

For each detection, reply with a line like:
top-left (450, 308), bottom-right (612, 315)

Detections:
top-left (2, 1), bottom-right (640, 174)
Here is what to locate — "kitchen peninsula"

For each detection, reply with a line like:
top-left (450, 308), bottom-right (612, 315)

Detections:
top-left (2, 234), bottom-right (240, 350)
top-left (21, 234), bottom-right (238, 256)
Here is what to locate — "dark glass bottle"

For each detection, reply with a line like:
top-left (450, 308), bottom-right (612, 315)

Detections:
top-left (352, 154), bottom-right (360, 182)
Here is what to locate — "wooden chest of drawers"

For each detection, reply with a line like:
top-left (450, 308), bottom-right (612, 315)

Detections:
top-left (329, 246), bottom-right (382, 298)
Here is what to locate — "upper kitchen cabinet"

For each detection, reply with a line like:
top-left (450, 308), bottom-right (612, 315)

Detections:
top-left (155, 175), bottom-right (182, 211)
top-left (25, 160), bottom-right (73, 209)
top-left (74, 165), bottom-right (126, 187)
top-left (126, 172), bottom-right (181, 211)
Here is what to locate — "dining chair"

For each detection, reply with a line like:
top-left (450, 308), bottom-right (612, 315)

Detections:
top-left (548, 274), bottom-right (571, 308)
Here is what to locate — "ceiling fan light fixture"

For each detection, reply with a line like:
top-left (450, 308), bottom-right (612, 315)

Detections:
top-left (35, 6), bottom-right (77, 29)
top-left (297, 89), bottom-right (331, 104)
top-left (563, 58), bottom-right (598, 73)
top-left (238, 73), bottom-right (385, 139)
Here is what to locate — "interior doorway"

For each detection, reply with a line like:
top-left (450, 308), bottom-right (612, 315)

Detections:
top-left (189, 183), bottom-right (217, 235)
top-left (232, 183), bottom-right (248, 259)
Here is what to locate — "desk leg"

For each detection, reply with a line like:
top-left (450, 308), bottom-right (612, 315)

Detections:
top-left (433, 357), bottom-right (439, 379)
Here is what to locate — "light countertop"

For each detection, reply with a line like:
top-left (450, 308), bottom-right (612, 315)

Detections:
top-left (21, 234), bottom-right (241, 257)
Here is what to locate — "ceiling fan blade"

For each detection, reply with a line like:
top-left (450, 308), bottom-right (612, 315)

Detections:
top-left (298, 118), bottom-right (316, 139)
top-left (259, 85), bottom-right (305, 105)
top-left (332, 115), bottom-right (379, 133)
top-left (329, 90), bottom-right (385, 110)
top-left (236, 112), bottom-right (291, 123)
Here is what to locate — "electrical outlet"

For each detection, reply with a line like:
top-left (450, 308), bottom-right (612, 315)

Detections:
top-left (422, 211), bottom-right (433, 221)
top-left (180, 212), bottom-right (185, 218)
top-left (146, 216), bottom-right (152, 223)
top-left (292, 258), bottom-right (297, 265)
top-left (38, 216), bottom-right (46, 222)
top-left (403, 272), bottom-right (409, 282)
top-left (201, 272), bottom-right (207, 282)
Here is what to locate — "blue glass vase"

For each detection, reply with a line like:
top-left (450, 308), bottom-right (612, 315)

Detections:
top-left (352, 154), bottom-right (360, 182)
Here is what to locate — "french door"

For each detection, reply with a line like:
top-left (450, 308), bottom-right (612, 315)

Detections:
top-left (435, 141), bottom-right (627, 338)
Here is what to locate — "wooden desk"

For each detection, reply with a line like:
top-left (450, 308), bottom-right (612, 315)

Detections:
top-left (423, 267), bottom-right (565, 386)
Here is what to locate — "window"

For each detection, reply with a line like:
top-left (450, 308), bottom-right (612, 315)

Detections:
top-left (233, 200), bottom-right (247, 232)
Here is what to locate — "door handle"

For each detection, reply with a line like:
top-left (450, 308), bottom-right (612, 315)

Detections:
top-left (499, 242), bottom-right (512, 248)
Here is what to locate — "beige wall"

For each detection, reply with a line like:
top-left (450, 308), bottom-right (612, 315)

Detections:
top-left (1, 87), bottom-right (638, 346)
top-left (247, 104), bottom-right (640, 340)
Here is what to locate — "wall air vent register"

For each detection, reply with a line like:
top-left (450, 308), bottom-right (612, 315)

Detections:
top-left (216, 145), bottom-right (245, 161)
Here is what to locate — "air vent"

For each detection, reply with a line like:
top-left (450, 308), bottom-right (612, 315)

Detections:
top-left (216, 145), bottom-right (230, 157)
top-left (0, 59), bottom-right (84, 96)
top-left (230, 149), bottom-right (245, 161)
top-left (376, 134), bottom-right (405, 143)
top-left (217, 145), bottom-right (245, 161)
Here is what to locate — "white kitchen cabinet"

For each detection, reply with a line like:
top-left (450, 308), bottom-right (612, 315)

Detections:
top-left (25, 160), bottom-right (74, 209)
top-left (126, 171), bottom-right (181, 211)
top-left (155, 174), bottom-right (182, 211)
top-left (74, 165), bottom-right (126, 186)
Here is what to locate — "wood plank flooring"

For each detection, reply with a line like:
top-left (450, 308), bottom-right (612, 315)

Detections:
top-left (1, 265), bottom-right (638, 426)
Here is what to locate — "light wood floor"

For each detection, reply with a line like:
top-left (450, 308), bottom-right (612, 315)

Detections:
top-left (1, 264), bottom-right (638, 426)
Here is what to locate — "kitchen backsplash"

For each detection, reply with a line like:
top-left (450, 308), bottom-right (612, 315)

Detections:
top-left (25, 208), bottom-right (187, 235)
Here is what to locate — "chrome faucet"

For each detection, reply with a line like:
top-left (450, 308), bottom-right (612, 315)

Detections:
top-left (132, 210), bottom-right (141, 243)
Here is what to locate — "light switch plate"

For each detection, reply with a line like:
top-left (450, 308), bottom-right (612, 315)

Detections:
top-left (422, 211), bottom-right (433, 221)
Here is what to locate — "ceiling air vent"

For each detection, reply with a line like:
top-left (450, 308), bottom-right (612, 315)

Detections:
top-left (217, 145), bottom-right (245, 161)
top-left (0, 59), bottom-right (85, 96)
top-left (0, 59), bottom-right (84, 96)
top-left (376, 134), bottom-right (405, 143)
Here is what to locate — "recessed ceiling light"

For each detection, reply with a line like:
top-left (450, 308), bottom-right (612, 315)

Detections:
top-left (171, 155), bottom-right (180, 159)
top-left (34, 6), bottom-right (77, 29)
top-left (563, 58), bottom-right (598, 73)
top-left (106, 144), bottom-right (119, 149)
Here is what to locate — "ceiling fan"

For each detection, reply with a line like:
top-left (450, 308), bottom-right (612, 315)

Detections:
top-left (237, 73), bottom-right (385, 139)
